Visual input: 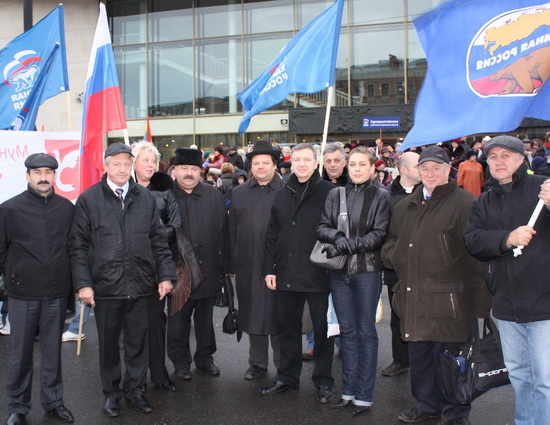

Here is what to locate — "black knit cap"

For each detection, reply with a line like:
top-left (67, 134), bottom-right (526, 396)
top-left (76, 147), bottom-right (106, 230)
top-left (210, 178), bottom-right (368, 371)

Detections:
top-left (174, 148), bottom-right (203, 167)
top-left (24, 153), bottom-right (58, 170)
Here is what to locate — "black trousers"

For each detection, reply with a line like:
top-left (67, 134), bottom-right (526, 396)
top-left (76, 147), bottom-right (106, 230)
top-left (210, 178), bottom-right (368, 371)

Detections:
top-left (409, 341), bottom-right (471, 420)
top-left (276, 290), bottom-right (334, 389)
top-left (7, 297), bottom-right (67, 415)
top-left (387, 284), bottom-right (409, 365)
top-left (94, 296), bottom-right (150, 399)
top-left (166, 296), bottom-right (216, 371)
top-left (148, 295), bottom-right (170, 385)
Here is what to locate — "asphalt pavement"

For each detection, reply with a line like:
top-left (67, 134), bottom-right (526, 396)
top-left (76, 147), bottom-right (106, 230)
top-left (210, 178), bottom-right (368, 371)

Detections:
top-left (0, 291), bottom-right (515, 425)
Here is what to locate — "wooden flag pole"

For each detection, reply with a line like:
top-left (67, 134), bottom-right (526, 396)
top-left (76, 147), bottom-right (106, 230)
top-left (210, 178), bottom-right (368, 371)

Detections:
top-left (123, 128), bottom-right (130, 146)
top-left (76, 300), bottom-right (85, 356)
top-left (318, 86), bottom-right (335, 175)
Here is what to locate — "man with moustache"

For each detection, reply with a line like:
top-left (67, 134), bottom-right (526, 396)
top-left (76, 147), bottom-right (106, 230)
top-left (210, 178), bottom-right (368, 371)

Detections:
top-left (229, 140), bottom-right (284, 380)
top-left (0, 153), bottom-right (75, 425)
top-left (70, 143), bottom-right (175, 418)
top-left (167, 148), bottom-right (226, 380)
top-left (261, 143), bottom-right (335, 404)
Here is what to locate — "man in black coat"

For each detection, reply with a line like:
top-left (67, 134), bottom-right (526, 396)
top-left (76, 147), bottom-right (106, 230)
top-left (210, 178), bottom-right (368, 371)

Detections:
top-left (261, 143), bottom-right (335, 404)
top-left (167, 148), bottom-right (227, 380)
top-left (464, 135), bottom-right (550, 425)
top-left (229, 140), bottom-right (284, 380)
top-left (0, 153), bottom-right (75, 425)
top-left (70, 143), bottom-right (175, 418)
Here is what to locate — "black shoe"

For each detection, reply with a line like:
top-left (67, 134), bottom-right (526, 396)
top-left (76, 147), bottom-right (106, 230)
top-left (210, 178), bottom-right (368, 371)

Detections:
top-left (46, 405), bottom-right (74, 423)
top-left (125, 394), bottom-right (152, 414)
top-left (399, 407), bottom-right (440, 423)
top-left (382, 361), bottom-right (409, 377)
top-left (353, 406), bottom-right (370, 416)
top-left (6, 413), bottom-right (25, 425)
top-left (260, 380), bottom-right (298, 396)
top-left (438, 419), bottom-right (471, 425)
top-left (197, 363), bottom-right (220, 376)
top-left (244, 365), bottom-right (267, 380)
top-left (175, 369), bottom-right (192, 381)
top-left (140, 383), bottom-right (147, 393)
top-left (156, 380), bottom-right (177, 392)
top-left (331, 398), bottom-right (352, 408)
top-left (103, 397), bottom-right (121, 418)
top-left (316, 386), bottom-right (333, 404)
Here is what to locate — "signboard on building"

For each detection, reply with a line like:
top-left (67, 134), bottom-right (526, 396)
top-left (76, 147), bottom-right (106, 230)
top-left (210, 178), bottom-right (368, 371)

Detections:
top-left (362, 117), bottom-right (401, 129)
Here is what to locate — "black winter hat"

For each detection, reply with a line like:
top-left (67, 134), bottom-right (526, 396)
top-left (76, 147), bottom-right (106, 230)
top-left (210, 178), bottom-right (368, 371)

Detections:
top-left (174, 148), bottom-right (203, 167)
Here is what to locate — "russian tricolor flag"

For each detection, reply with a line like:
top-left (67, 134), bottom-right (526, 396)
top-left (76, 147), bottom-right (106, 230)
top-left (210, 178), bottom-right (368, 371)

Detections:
top-left (79, 3), bottom-right (126, 192)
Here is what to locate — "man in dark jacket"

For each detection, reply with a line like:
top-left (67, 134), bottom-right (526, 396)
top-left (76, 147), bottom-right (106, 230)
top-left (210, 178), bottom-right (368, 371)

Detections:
top-left (229, 140), bottom-right (284, 380)
top-left (382, 146), bottom-right (490, 425)
top-left (228, 145), bottom-right (245, 170)
top-left (381, 151), bottom-right (421, 378)
top-left (0, 153), bottom-right (75, 425)
top-left (167, 148), bottom-right (227, 380)
top-left (70, 143), bottom-right (175, 418)
top-left (464, 135), bottom-right (550, 425)
top-left (261, 143), bottom-right (335, 404)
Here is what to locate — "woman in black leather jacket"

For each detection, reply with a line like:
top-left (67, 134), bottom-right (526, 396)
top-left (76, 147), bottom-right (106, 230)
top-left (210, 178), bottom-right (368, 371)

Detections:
top-left (316, 146), bottom-right (390, 415)
top-left (133, 141), bottom-right (182, 392)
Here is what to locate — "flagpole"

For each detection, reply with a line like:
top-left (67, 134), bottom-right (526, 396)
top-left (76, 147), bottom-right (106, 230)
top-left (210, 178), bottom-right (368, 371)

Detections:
top-left (513, 198), bottom-right (545, 257)
top-left (318, 86), bottom-right (334, 174)
top-left (123, 128), bottom-right (130, 146)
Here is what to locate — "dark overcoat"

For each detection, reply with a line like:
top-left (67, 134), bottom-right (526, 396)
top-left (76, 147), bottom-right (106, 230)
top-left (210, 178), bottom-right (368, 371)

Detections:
top-left (172, 181), bottom-right (227, 299)
top-left (229, 175), bottom-right (284, 334)
top-left (262, 171), bottom-right (334, 292)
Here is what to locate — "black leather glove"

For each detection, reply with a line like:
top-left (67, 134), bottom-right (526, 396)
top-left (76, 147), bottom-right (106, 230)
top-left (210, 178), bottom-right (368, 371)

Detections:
top-left (321, 244), bottom-right (340, 258)
top-left (334, 235), bottom-right (353, 256)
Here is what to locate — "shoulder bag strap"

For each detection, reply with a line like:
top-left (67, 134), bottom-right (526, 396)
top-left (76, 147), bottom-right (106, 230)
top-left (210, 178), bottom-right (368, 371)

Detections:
top-left (338, 186), bottom-right (350, 237)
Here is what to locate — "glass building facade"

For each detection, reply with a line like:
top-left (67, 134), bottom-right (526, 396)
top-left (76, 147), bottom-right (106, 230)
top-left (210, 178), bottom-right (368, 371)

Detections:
top-left (108, 0), bottom-right (446, 151)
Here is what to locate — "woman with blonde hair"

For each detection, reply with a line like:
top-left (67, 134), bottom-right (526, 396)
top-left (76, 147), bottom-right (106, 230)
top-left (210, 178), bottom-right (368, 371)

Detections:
top-left (132, 141), bottom-right (182, 392)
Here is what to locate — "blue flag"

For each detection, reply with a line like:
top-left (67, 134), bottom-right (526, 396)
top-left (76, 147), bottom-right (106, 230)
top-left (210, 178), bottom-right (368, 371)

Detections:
top-left (238, 0), bottom-right (345, 134)
top-left (0, 5), bottom-right (69, 130)
top-left (402, 0), bottom-right (550, 150)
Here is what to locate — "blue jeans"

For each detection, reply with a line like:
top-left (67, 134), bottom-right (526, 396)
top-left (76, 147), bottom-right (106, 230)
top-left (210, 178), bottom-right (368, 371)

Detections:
top-left (497, 319), bottom-right (550, 425)
top-left (329, 271), bottom-right (381, 406)
top-left (67, 299), bottom-right (92, 334)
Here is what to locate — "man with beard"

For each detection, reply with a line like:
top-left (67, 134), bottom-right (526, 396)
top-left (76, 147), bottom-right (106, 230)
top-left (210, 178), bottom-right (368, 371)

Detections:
top-left (167, 148), bottom-right (226, 380)
top-left (0, 154), bottom-right (75, 425)
top-left (229, 140), bottom-right (284, 380)
top-left (261, 143), bottom-right (335, 404)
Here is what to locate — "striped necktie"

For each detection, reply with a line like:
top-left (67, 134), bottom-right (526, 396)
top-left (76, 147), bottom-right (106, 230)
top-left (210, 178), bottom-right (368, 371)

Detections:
top-left (115, 188), bottom-right (124, 203)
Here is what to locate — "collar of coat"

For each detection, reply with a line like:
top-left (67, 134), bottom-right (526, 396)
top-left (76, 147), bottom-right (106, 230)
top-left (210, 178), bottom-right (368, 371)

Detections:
top-left (249, 174), bottom-right (282, 190)
top-left (286, 169), bottom-right (321, 192)
top-left (26, 184), bottom-right (56, 203)
top-left (101, 174), bottom-right (139, 200)
top-left (172, 179), bottom-right (207, 198)
top-left (486, 163), bottom-right (528, 194)
top-left (147, 172), bottom-right (173, 192)
top-left (410, 179), bottom-right (457, 204)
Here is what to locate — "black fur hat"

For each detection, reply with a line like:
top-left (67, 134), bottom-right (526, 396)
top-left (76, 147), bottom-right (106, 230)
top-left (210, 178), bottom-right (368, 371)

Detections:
top-left (174, 148), bottom-right (203, 167)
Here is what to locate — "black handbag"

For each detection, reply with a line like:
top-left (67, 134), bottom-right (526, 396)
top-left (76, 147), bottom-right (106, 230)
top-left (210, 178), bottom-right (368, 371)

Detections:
top-left (440, 317), bottom-right (510, 405)
top-left (214, 275), bottom-right (232, 307)
top-left (221, 275), bottom-right (242, 342)
top-left (310, 187), bottom-right (349, 270)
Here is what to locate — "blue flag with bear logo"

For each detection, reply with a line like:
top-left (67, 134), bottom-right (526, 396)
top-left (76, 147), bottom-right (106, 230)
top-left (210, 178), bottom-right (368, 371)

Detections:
top-left (237, 0), bottom-right (345, 134)
top-left (0, 5), bottom-right (68, 130)
top-left (402, 0), bottom-right (550, 150)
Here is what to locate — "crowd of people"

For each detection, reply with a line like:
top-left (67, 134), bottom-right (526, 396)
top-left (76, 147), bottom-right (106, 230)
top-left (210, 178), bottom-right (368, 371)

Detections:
top-left (1, 134), bottom-right (549, 425)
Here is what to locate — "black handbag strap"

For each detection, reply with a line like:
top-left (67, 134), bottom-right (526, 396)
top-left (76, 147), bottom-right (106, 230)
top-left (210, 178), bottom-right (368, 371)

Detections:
top-left (338, 187), bottom-right (349, 237)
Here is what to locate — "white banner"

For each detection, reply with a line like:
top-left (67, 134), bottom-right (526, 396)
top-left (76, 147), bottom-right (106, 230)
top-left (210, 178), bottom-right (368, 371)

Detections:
top-left (0, 130), bottom-right (80, 203)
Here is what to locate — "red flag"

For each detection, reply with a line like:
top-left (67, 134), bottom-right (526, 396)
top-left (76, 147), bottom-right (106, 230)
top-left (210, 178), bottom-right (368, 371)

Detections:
top-left (79, 3), bottom-right (126, 192)
top-left (145, 116), bottom-right (152, 142)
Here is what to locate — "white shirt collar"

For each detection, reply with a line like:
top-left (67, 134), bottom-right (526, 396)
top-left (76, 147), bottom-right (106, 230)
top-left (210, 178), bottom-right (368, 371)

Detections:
top-left (106, 178), bottom-right (129, 197)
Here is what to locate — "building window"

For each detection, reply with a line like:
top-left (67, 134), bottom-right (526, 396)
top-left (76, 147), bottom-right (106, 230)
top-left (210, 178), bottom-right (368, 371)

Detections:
top-left (381, 83), bottom-right (390, 97)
